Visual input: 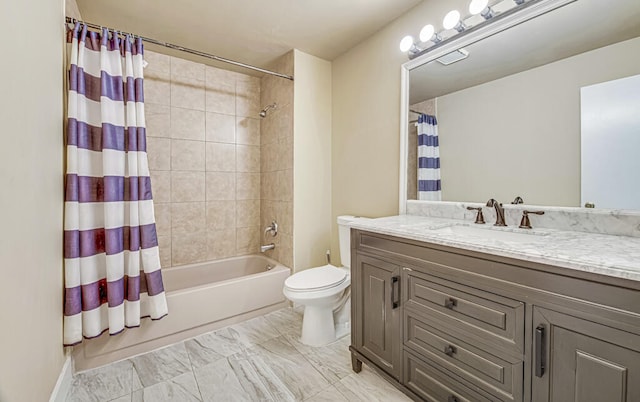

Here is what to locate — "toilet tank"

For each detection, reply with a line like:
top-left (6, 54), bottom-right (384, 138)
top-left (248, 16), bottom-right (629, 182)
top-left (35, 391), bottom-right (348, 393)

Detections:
top-left (337, 215), bottom-right (367, 269)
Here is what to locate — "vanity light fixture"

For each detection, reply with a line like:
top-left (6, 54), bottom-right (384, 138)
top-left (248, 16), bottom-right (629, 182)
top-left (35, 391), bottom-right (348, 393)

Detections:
top-left (419, 24), bottom-right (442, 44)
top-left (399, 35), bottom-right (423, 55)
top-left (443, 10), bottom-right (467, 32)
top-left (469, 0), bottom-right (495, 19)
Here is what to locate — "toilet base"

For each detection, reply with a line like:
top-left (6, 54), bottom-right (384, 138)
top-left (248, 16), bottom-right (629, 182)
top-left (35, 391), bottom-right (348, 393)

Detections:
top-left (300, 305), bottom-right (336, 347)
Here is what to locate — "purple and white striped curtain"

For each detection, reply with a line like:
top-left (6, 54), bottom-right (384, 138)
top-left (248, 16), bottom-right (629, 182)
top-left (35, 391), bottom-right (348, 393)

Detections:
top-left (417, 114), bottom-right (441, 201)
top-left (64, 24), bottom-right (168, 346)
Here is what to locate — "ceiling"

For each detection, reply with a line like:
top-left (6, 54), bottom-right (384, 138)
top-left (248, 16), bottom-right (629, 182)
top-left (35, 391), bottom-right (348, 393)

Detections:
top-left (410, 0), bottom-right (640, 103)
top-left (75, 0), bottom-right (423, 75)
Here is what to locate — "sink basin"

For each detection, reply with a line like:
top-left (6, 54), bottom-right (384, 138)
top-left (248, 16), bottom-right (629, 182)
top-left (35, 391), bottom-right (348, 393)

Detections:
top-left (434, 224), bottom-right (546, 242)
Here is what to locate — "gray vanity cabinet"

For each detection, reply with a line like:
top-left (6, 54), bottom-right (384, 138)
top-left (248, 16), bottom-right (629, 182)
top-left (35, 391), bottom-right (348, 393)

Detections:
top-left (350, 229), bottom-right (640, 402)
top-left (532, 307), bottom-right (640, 402)
top-left (351, 253), bottom-right (402, 380)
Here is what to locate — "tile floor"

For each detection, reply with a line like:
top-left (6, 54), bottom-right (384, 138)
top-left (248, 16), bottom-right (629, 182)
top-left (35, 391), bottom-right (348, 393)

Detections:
top-left (66, 308), bottom-right (412, 402)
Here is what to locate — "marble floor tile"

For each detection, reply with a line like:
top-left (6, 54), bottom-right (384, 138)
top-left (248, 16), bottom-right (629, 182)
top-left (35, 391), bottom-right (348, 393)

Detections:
top-left (283, 334), bottom-right (352, 384)
top-left (246, 336), bottom-right (331, 401)
top-left (185, 327), bottom-right (244, 369)
top-left (226, 315), bottom-right (281, 348)
top-left (334, 366), bottom-right (412, 402)
top-left (66, 359), bottom-right (134, 402)
top-left (305, 385), bottom-right (349, 402)
top-left (131, 372), bottom-right (202, 402)
top-left (129, 343), bottom-right (192, 387)
top-left (195, 355), bottom-right (274, 402)
top-left (264, 307), bottom-right (303, 336)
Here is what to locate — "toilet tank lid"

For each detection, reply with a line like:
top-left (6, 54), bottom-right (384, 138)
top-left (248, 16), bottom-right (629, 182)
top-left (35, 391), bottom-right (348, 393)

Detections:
top-left (284, 265), bottom-right (347, 291)
top-left (337, 215), bottom-right (368, 225)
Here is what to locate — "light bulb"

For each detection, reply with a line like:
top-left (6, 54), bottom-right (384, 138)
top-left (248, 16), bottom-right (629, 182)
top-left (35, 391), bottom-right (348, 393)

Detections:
top-left (443, 10), bottom-right (461, 30)
top-left (399, 35), bottom-right (414, 52)
top-left (419, 24), bottom-right (435, 43)
top-left (469, 0), bottom-right (489, 15)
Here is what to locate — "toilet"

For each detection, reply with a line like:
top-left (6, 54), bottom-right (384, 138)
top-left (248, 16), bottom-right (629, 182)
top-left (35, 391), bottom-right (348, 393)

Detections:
top-left (283, 215), bottom-right (363, 347)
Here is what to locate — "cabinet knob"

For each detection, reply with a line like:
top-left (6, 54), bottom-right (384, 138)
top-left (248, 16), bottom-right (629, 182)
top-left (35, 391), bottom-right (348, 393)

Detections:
top-left (444, 345), bottom-right (457, 357)
top-left (444, 297), bottom-right (457, 309)
top-left (448, 396), bottom-right (460, 402)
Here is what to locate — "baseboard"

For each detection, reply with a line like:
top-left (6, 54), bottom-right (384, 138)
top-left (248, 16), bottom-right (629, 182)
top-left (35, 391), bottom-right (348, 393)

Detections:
top-left (49, 351), bottom-right (73, 402)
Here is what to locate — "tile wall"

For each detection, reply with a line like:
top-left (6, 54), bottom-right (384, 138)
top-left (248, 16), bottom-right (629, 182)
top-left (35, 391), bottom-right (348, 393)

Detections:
top-left (145, 51), bottom-right (262, 268)
top-left (260, 52), bottom-right (294, 268)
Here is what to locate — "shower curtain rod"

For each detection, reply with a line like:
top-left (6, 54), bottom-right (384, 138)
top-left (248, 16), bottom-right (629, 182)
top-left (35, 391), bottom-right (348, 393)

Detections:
top-left (65, 17), bottom-right (294, 81)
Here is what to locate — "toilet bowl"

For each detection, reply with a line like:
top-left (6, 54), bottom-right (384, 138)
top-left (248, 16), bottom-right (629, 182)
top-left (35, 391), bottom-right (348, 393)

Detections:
top-left (283, 215), bottom-right (364, 346)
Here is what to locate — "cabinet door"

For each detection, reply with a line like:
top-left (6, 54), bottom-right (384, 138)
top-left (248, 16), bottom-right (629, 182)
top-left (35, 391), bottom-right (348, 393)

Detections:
top-left (353, 254), bottom-right (402, 379)
top-left (532, 307), bottom-right (640, 402)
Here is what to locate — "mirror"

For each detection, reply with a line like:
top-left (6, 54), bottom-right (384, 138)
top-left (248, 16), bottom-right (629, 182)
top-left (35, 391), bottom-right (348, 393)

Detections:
top-left (402, 0), bottom-right (640, 209)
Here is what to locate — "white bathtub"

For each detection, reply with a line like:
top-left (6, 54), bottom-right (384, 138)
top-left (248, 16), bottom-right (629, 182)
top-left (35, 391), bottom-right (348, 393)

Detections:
top-left (73, 255), bottom-right (290, 371)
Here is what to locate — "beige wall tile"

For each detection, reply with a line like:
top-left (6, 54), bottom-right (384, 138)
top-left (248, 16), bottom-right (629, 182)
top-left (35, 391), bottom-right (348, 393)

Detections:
top-left (145, 51), bottom-right (171, 80)
top-left (206, 87), bottom-right (235, 115)
top-left (206, 201), bottom-right (236, 229)
top-left (171, 171), bottom-right (205, 202)
top-left (278, 233), bottom-right (293, 268)
top-left (261, 172), bottom-right (277, 201)
top-left (150, 170), bottom-right (171, 203)
top-left (145, 77), bottom-right (170, 106)
top-left (147, 137), bottom-right (171, 171)
top-left (206, 142), bottom-right (235, 172)
top-left (236, 145), bottom-right (260, 173)
top-left (205, 112), bottom-right (235, 143)
top-left (171, 108), bottom-right (205, 141)
top-left (171, 57), bottom-right (205, 85)
top-left (171, 81), bottom-right (205, 111)
top-left (237, 172), bottom-right (260, 200)
top-left (206, 228), bottom-right (236, 260)
top-left (172, 231), bottom-right (207, 266)
top-left (236, 226), bottom-right (260, 255)
top-left (206, 172), bottom-right (236, 200)
top-left (236, 199), bottom-right (260, 228)
top-left (278, 169), bottom-right (293, 202)
top-left (276, 201), bottom-right (293, 236)
top-left (261, 200), bottom-right (276, 230)
top-left (260, 113), bottom-right (277, 145)
top-left (171, 139), bottom-right (205, 171)
top-left (236, 80), bottom-right (260, 118)
top-left (236, 117), bottom-right (260, 146)
top-left (145, 103), bottom-right (171, 138)
top-left (154, 203), bottom-right (172, 238)
top-left (157, 235), bottom-right (172, 269)
top-left (172, 202), bottom-right (206, 234)
top-left (206, 66), bottom-right (237, 91)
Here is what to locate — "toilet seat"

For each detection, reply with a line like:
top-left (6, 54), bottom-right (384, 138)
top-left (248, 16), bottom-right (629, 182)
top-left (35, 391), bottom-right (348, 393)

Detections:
top-left (284, 264), bottom-right (348, 292)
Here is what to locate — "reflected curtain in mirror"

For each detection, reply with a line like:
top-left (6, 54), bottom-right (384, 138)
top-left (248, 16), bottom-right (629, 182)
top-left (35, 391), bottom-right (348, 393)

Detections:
top-left (417, 114), bottom-right (441, 201)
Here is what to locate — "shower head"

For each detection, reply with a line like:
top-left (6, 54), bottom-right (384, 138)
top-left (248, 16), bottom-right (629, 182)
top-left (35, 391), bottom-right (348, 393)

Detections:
top-left (259, 103), bottom-right (277, 118)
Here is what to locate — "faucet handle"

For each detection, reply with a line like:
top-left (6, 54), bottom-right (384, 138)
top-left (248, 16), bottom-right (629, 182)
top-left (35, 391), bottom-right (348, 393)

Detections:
top-left (466, 207), bottom-right (485, 224)
top-left (519, 210), bottom-right (544, 229)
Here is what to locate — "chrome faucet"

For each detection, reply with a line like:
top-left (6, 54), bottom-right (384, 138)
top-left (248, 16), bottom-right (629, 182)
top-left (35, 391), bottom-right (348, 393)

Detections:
top-left (264, 221), bottom-right (278, 237)
top-left (486, 198), bottom-right (507, 227)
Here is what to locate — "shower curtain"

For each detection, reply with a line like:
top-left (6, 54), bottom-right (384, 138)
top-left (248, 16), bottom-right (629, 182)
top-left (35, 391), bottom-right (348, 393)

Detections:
top-left (64, 24), bottom-right (168, 346)
top-left (417, 114), bottom-right (441, 201)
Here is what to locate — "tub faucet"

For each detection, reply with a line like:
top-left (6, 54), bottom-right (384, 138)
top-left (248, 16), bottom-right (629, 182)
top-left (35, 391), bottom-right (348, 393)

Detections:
top-left (260, 243), bottom-right (275, 253)
top-left (486, 198), bottom-right (507, 227)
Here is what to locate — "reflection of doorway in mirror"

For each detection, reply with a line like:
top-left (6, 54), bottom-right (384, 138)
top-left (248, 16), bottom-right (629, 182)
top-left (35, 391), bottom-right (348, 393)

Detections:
top-left (408, 99), bottom-right (436, 200)
top-left (581, 74), bottom-right (640, 210)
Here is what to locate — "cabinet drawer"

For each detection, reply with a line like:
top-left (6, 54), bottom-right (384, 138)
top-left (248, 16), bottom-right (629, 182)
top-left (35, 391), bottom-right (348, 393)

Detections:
top-left (405, 271), bottom-right (524, 353)
top-left (405, 311), bottom-right (523, 402)
top-left (404, 350), bottom-right (495, 402)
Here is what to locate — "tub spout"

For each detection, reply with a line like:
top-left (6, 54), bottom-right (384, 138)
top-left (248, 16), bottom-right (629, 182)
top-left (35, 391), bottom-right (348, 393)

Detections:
top-left (261, 243), bottom-right (275, 253)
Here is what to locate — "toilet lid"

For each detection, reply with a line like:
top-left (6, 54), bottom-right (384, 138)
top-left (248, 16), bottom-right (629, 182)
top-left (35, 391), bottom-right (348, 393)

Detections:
top-left (284, 265), bottom-right (348, 291)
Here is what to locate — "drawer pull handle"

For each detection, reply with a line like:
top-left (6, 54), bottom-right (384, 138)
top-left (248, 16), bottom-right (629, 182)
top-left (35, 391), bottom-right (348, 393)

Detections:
top-left (391, 276), bottom-right (400, 309)
top-left (444, 297), bottom-right (457, 309)
top-left (444, 345), bottom-right (457, 357)
top-left (535, 324), bottom-right (546, 377)
top-left (448, 396), bottom-right (460, 402)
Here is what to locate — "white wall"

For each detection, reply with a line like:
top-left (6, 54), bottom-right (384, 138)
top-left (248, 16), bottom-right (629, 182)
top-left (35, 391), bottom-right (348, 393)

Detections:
top-left (436, 37), bottom-right (640, 206)
top-left (293, 50), bottom-right (332, 271)
top-left (0, 0), bottom-right (66, 401)
top-left (331, 0), bottom-right (470, 264)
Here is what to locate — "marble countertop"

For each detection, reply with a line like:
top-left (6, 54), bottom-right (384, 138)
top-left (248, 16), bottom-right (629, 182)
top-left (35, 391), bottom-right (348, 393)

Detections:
top-left (350, 215), bottom-right (640, 283)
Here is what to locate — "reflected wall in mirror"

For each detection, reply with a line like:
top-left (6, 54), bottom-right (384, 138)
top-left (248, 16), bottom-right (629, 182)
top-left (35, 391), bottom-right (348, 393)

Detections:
top-left (404, 0), bottom-right (640, 209)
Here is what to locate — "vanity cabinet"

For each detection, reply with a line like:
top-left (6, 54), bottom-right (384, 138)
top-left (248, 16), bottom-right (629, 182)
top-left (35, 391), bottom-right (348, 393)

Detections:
top-left (350, 229), bottom-right (640, 402)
